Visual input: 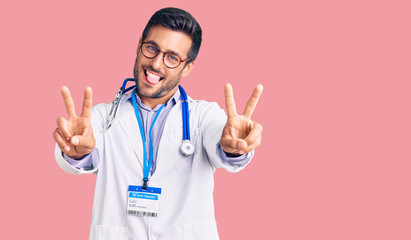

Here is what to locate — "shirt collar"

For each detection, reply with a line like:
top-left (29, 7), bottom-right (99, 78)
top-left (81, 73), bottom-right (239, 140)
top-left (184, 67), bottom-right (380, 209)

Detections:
top-left (126, 87), bottom-right (181, 111)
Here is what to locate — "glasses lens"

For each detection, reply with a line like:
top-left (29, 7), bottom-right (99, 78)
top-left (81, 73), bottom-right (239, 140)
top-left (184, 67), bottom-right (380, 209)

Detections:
top-left (141, 43), bottom-right (158, 58)
top-left (141, 42), bottom-right (183, 68)
top-left (164, 53), bottom-right (181, 68)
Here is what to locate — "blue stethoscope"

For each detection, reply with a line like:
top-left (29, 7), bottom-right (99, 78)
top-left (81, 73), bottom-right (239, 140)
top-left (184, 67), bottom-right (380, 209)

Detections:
top-left (105, 78), bottom-right (195, 189)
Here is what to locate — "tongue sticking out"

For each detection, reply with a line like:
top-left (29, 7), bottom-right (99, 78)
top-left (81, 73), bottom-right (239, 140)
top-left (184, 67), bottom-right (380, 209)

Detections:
top-left (146, 71), bottom-right (161, 85)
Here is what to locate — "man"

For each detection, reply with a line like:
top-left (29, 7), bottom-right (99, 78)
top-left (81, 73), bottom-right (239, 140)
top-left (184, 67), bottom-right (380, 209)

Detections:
top-left (53, 7), bottom-right (263, 240)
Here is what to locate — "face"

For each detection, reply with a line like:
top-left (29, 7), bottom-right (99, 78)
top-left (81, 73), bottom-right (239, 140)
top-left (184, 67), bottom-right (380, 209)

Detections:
top-left (133, 25), bottom-right (194, 104)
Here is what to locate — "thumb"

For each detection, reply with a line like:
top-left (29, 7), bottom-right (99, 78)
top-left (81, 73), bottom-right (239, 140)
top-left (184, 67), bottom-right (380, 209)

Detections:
top-left (221, 136), bottom-right (248, 154)
top-left (70, 135), bottom-right (92, 147)
top-left (71, 126), bottom-right (94, 146)
top-left (70, 135), bottom-right (95, 155)
top-left (71, 136), bottom-right (81, 145)
top-left (237, 139), bottom-right (248, 152)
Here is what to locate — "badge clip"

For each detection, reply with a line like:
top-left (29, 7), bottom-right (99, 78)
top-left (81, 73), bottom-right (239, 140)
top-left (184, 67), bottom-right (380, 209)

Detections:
top-left (142, 178), bottom-right (148, 190)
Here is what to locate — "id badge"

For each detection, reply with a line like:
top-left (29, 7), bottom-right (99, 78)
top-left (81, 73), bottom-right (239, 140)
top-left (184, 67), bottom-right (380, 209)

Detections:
top-left (127, 185), bottom-right (162, 217)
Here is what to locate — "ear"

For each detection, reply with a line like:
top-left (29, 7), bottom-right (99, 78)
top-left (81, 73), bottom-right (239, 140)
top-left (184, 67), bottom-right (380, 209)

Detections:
top-left (181, 61), bottom-right (195, 78)
top-left (136, 37), bottom-right (143, 55)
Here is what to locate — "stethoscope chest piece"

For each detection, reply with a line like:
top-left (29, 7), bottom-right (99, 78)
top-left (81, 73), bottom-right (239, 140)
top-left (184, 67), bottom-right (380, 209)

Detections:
top-left (180, 140), bottom-right (195, 156)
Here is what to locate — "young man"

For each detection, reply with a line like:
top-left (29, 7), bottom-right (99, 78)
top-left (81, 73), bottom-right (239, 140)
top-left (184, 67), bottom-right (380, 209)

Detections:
top-left (53, 7), bottom-right (263, 240)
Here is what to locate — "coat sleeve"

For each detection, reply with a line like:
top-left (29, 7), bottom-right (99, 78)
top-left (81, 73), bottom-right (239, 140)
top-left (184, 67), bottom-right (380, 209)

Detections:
top-left (54, 103), bottom-right (110, 175)
top-left (198, 101), bottom-right (253, 173)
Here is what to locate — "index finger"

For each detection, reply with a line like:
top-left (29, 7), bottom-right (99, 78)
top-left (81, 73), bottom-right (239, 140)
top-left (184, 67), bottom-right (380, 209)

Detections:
top-left (81, 87), bottom-right (93, 118)
top-left (243, 84), bottom-right (263, 118)
top-left (224, 83), bottom-right (238, 117)
top-left (61, 86), bottom-right (77, 117)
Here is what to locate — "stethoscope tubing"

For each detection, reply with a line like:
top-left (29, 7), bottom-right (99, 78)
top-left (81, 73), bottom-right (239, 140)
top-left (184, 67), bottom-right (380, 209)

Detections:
top-left (107, 78), bottom-right (192, 142)
top-left (107, 78), bottom-right (194, 189)
top-left (179, 85), bottom-right (190, 141)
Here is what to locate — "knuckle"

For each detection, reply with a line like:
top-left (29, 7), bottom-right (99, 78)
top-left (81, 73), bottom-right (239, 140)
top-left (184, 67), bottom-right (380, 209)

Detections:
top-left (54, 132), bottom-right (62, 141)
top-left (256, 138), bottom-right (262, 147)
top-left (56, 117), bottom-right (65, 125)
top-left (53, 133), bottom-right (64, 145)
top-left (52, 131), bottom-right (59, 141)
top-left (254, 122), bottom-right (263, 131)
top-left (255, 136), bottom-right (262, 147)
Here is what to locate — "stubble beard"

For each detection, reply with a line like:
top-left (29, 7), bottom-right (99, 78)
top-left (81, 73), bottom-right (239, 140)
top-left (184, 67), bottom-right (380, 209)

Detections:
top-left (133, 58), bottom-right (182, 99)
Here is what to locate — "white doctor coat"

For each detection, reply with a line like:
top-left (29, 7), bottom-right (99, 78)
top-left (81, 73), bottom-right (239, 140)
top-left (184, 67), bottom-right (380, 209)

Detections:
top-left (55, 93), bottom-right (253, 240)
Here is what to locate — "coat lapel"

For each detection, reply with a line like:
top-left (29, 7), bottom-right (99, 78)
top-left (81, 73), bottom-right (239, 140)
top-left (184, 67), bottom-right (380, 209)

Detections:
top-left (116, 98), bottom-right (144, 169)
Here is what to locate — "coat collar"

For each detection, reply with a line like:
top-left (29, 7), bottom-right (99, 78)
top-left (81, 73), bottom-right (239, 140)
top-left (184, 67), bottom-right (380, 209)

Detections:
top-left (113, 88), bottom-right (192, 170)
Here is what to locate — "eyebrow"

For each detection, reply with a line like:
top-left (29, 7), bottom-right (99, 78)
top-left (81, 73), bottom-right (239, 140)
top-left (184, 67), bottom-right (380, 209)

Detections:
top-left (145, 40), bottom-right (184, 59)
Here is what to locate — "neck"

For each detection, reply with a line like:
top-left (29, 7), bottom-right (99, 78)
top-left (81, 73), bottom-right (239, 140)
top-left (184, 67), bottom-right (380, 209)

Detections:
top-left (138, 89), bottom-right (177, 109)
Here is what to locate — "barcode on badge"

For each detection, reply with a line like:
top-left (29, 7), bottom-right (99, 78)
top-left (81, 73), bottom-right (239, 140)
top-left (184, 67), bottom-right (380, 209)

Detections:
top-left (127, 210), bottom-right (158, 217)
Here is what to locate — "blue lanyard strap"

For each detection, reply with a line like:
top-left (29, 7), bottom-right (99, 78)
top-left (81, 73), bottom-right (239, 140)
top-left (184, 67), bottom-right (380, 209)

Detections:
top-left (131, 88), bottom-right (165, 190)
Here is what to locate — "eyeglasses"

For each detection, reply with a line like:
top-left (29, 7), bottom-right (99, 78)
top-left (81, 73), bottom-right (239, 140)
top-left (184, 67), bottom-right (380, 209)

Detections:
top-left (140, 42), bottom-right (191, 69)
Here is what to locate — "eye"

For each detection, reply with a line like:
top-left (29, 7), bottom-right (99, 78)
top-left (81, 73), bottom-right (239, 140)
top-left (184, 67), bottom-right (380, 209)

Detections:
top-left (166, 54), bottom-right (180, 63)
top-left (146, 44), bottom-right (157, 53)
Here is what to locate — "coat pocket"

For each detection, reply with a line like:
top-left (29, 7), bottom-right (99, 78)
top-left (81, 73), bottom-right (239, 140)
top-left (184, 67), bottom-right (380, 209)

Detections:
top-left (89, 224), bottom-right (129, 240)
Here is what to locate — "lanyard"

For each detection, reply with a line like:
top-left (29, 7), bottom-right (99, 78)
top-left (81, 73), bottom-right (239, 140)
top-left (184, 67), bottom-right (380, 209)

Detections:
top-left (131, 88), bottom-right (165, 190)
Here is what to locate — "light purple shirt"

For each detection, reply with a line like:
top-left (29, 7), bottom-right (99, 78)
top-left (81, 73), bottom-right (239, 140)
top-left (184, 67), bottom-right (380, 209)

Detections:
top-left (64, 90), bottom-right (251, 173)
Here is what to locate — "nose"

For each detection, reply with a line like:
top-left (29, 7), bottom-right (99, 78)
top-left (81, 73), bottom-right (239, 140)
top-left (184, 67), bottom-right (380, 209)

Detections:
top-left (151, 52), bottom-right (165, 69)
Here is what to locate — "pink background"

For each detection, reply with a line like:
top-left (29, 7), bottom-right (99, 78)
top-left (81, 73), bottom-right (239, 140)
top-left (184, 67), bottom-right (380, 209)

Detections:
top-left (1, 0), bottom-right (410, 239)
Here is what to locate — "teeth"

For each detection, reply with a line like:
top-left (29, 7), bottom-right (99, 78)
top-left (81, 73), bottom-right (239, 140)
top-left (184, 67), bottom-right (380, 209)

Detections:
top-left (146, 70), bottom-right (161, 79)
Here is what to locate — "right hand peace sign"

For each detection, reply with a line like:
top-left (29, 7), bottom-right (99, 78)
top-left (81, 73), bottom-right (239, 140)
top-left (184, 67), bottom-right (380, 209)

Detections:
top-left (53, 86), bottom-right (95, 159)
top-left (220, 84), bottom-right (264, 155)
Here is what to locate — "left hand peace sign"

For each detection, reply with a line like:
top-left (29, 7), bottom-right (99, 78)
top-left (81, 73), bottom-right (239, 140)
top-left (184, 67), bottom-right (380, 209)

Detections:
top-left (221, 84), bottom-right (264, 155)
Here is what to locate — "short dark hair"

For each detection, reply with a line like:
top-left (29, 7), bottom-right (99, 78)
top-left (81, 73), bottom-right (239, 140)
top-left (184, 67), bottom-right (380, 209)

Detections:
top-left (142, 7), bottom-right (202, 63)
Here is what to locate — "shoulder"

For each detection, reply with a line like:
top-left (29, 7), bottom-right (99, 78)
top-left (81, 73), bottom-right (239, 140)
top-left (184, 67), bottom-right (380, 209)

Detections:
top-left (187, 97), bottom-right (226, 125)
top-left (92, 102), bottom-right (111, 118)
top-left (188, 97), bottom-right (222, 113)
top-left (92, 93), bottom-right (132, 117)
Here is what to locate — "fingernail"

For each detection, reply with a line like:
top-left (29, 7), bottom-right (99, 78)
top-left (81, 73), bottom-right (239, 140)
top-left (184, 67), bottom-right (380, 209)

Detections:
top-left (64, 146), bottom-right (70, 152)
top-left (72, 137), bottom-right (79, 145)
top-left (66, 137), bottom-right (70, 142)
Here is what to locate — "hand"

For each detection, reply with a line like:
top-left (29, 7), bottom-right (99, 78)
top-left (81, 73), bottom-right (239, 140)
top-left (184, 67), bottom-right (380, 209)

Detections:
top-left (221, 84), bottom-right (263, 155)
top-left (53, 86), bottom-right (95, 159)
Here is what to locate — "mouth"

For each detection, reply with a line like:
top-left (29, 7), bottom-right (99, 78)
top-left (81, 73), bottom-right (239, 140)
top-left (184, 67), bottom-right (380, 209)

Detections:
top-left (144, 68), bottom-right (164, 85)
